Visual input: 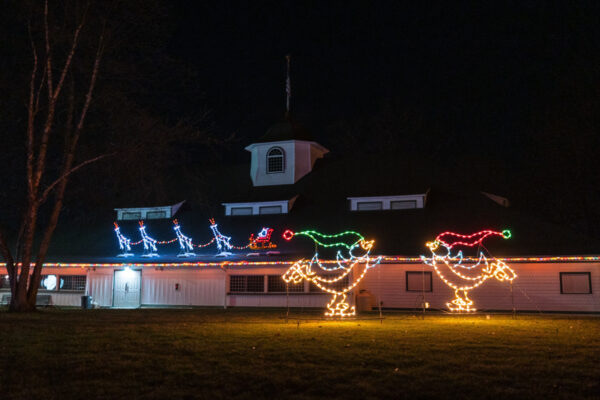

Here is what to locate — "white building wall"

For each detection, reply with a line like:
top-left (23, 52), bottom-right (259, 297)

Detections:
top-left (141, 268), bottom-right (226, 306)
top-left (245, 140), bottom-right (328, 187)
top-left (224, 266), bottom-right (327, 308)
top-left (5, 261), bottom-right (595, 311)
top-left (87, 268), bottom-right (114, 307)
top-left (359, 262), bottom-right (600, 312)
top-left (227, 294), bottom-right (330, 307)
top-left (294, 141), bottom-right (312, 183)
top-left (0, 267), bottom-right (100, 307)
top-left (247, 142), bottom-right (296, 186)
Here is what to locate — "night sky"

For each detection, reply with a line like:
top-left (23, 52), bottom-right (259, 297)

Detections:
top-left (1, 1), bottom-right (599, 237)
top-left (166, 1), bottom-right (599, 155)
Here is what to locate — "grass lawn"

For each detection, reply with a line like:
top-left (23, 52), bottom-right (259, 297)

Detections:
top-left (0, 309), bottom-right (598, 399)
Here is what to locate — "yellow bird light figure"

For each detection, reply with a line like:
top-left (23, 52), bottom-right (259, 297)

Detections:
top-left (282, 229), bottom-right (381, 317)
top-left (421, 229), bottom-right (516, 312)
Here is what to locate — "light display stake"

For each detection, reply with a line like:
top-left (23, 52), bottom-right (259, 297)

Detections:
top-left (139, 221), bottom-right (159, 257)
top-left (173, 220), bottom-right (196, 257)
top-left (282, 229), bottom-right (381, 317)
top-left (209, 218), bottom-right (233, 257)
top-left (113, 222), bottom-right (134, 257)
top-left (421, 229), bottom-right (516, 312)
top-left (249, 227), bottom-right (277, 250)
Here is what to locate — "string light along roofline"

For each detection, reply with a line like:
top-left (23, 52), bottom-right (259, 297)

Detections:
top-left (1, 255), bottom-right (598, 271)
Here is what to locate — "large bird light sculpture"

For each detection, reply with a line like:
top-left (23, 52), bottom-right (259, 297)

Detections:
top-left (421, 229), bottom-right (516, 312)
top-left (282, 229), bottom-right (381, 317)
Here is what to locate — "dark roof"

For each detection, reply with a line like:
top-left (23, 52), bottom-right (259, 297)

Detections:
top-left (219, 155), bottom-right (429, 204)
top-left (254, 114), bottom-right (314, 143)
top-left (44, 153), bottom-right (600, 262)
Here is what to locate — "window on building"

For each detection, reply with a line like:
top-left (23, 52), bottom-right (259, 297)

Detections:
top-left (229, 275), bottom-right (265, 293)
top-left (267, 147), bottom-right (285, 173)
top-left (391, 200), bottom-right (417, 210)
top-left (60, 275), bottom-right (87, 291)
top-left (560, 272), bottom-right (592, 294)
top-left (122, 211), bottom-right (142, 220)
top-left (406, 271), bottom-right (433, 292)
top-left (146, 210), bottom-right (167, 219)
top-left (259, 205), bottom-right (283, 215)
top-left (356, 201), bottom-right (383, 211)
top-left (229, 276), bottom-right (246, 292)
top-left (231, 207), bottom-right (253, 216)
top-left (267, 275), bottom-right (304, 293)
top-left (39, 275), bottom-right (58, 291)
top-left (0, 275), bottom-right (10, 289)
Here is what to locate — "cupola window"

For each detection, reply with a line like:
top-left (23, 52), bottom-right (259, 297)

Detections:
top-left (267, 147), bottom-right (285, 173)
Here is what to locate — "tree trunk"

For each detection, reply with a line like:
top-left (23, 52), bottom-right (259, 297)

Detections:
top-left (9, 285), bottom-right (36, 312)
top-left (0, 1), bottom-right (107, 312)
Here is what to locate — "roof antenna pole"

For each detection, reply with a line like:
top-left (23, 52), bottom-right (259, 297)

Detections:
top-left (285, 54), bottom-right (291, 117)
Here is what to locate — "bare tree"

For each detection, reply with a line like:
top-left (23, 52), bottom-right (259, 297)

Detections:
top-left (0, 1), bottom-right (110, 311)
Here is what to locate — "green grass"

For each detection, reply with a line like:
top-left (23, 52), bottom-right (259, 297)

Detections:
top-left (0, 309), bottom-right (598, 399)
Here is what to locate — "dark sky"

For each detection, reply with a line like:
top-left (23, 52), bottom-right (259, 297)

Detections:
top-left (0, 1), bottom-right (598, 237)
top-left (166, 1), bottom-right (599, 151)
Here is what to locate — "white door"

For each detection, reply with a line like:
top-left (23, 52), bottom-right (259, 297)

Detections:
top-left (113, 269), bottom-right (141, 308)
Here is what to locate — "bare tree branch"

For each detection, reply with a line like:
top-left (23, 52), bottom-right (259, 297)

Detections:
top-left (39, 28), bottom-right (106, 208)
top-left (69, 30), bottom-right (104, 152)
top-left (39, 153), bottom-right (114, 205)
top-left (33, 0), bottom-right (88, 192)
top-left (10, 1), bottom-right (107, 311)
top-left (43, 0), bottom-right (53, 104)
top-left (34, 63), bottom-right (47, 116)
top-left (51, 3), bottom-right (88, 103)
top-left (29, 24), bottom-right (106, 302)
top-left (26, 21), bottom-right (38, 197)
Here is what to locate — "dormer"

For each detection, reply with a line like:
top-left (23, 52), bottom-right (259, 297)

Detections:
top-left (245, 117), bottom-right (328, 187)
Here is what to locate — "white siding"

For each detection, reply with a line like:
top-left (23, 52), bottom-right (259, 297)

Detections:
top-left (359, 263), bottom-right (600, 312)
top-left (245, 140), bottom-right (328, 187)
top-left (142, 269), bottom-right (226, 307)
top-left (6, 261), bottom-right (595, 312)
top-left (227, 293), bottom-right (330, 308)
top-left (87, 268), bottom-right (114, 307)
top-left (0, 267), bottom-right (97, 307)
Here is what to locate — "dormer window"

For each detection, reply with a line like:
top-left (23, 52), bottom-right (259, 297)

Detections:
top-left (266, 147), bottom-right (285, 173)
top-left (347, 192), bottom-right (429, 211)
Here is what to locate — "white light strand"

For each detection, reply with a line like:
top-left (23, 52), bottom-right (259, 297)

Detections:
top-left (173, 220), bottom-right (196, 258)
top-left (421, 230), bottom-right (517, 312)
top-left (113, 222), bottom-right (134, 257)
top-left (282, 230), bottom-right (381, 317)
top-left (209, 218), bottom-right (233, 257)
top-left (139, 221), bottom-right (159, 257)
